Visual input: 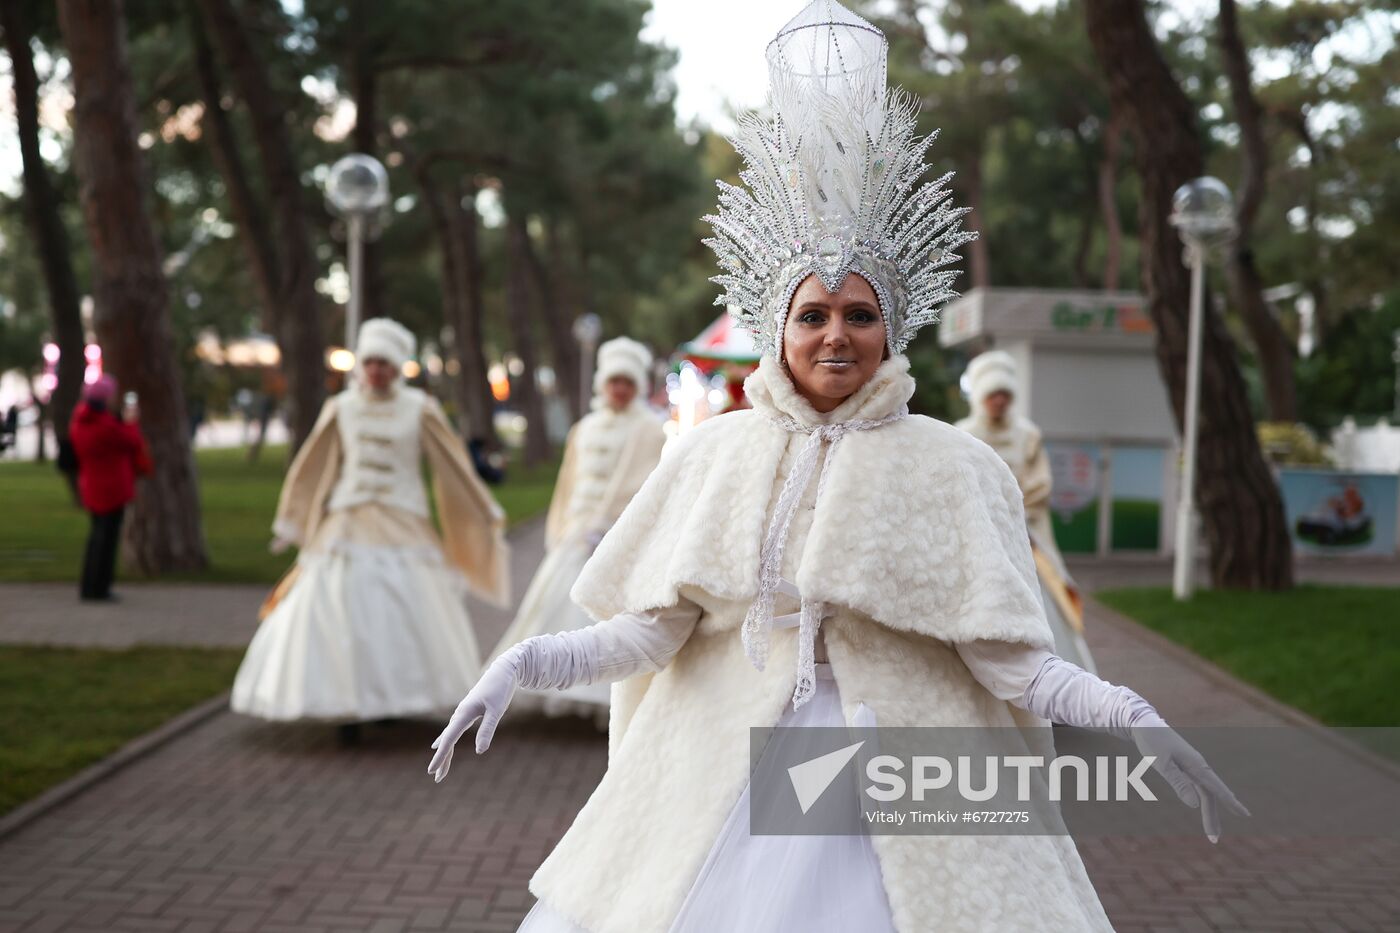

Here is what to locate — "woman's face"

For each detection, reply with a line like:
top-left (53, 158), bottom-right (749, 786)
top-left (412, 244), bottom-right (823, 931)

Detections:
top-left (604, 375), bottom-right (638, 410)
top-left (362, 357), bottom-right (397, 391)
top-left (782, 273), bottom-right (887, 413)
top-left (982, 389), bottom-right (1012, 421)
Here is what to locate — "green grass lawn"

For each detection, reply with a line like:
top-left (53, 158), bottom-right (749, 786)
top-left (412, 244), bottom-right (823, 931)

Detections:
top-left (0, 646), bottom-right (243, 815)
top-left (0, 445), bottom-right (560, 585)
top-left (1097, 585), bottom-right (1400, 727)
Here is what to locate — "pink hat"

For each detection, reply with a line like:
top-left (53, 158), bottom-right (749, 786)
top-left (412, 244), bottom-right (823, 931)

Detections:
top-left (84, 374), bottom-right (118, 405)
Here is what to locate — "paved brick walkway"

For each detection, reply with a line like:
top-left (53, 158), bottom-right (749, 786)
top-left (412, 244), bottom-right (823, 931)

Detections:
top-left (0, 712), bottom-right (604, 933)
top-left (0, 583), bottom-right (262, 649)
top-left (0, 543), bottom-right (1396, 931)
top-left (0, 521), bottom-right (546, 651)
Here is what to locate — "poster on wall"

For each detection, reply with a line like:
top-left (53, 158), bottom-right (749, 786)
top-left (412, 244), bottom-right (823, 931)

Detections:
top-left (1279, 469), bottom-right (1399, 556)
top-left (1048, 443), bottom-right (1100, 554)
top-left (1109, 446), bottom-right (1166, 552)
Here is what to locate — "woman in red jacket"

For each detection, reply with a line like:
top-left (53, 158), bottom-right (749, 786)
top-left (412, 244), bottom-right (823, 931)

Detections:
top-left (68, 375), bottom-right (152, 601)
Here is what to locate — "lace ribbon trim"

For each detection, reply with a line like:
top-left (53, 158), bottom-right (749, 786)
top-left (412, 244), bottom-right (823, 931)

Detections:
top-left (743, 404), bottom-right (908, 708)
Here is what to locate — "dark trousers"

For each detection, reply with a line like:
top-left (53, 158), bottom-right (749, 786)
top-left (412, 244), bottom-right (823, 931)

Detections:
top-left (80, 508), bottom-right (125, 599)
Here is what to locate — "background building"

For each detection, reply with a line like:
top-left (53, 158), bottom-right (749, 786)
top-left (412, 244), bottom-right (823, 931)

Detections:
top-left (941, 287), bottom-right (1178, 557)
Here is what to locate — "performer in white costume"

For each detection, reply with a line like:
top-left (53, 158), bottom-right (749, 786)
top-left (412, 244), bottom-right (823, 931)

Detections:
top-left (957, 350), bottom-right (1097, 672)
top-left (232, 318), bottom-right (509, 729)
top-left (429, 5), bottom-right (1245, 931)
top-left (491, 337), bottom-right (665, 725)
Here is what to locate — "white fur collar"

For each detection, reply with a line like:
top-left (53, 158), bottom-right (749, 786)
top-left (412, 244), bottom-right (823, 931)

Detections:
top-left (590, 396), bottom-right (651, 417)
top-left (573, 359), bottom-right (1053, 654)
top-left (745, 355), bottom-right (915, 429)
top-left (354, 380), bottom-right (401, 402)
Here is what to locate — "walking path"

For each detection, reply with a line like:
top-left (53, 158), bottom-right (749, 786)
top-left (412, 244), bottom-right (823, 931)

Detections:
top-left (0, 537), bottom-right (1396, 932)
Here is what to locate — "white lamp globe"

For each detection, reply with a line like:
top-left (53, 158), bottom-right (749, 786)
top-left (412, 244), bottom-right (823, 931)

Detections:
top-left (326, 154), bottom-right (389, 216)
top-left (1170, 176), bottom-right (1235, 247)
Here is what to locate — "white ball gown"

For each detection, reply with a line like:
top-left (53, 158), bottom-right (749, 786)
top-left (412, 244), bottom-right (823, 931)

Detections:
top-left (489, 399), bottom-right (665, 724)
top-left (231, 384), bottom-right (509, 722)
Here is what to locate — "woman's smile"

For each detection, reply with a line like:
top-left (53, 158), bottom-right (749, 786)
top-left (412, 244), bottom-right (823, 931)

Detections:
top-left (782, 273), bottom-right (888, 412)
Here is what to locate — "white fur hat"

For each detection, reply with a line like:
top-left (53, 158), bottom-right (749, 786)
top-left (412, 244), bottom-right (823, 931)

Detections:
top-left (356, 317), bottom-right (416, 372)
top-left (966, 350), bottom-right (1018, 406)
top-left (594, 337), bottom-right (652, 395)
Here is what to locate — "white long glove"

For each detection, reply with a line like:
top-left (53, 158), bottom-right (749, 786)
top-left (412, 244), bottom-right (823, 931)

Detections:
top-left (960, 642), bottom-right (1249, 841)
top-left (426, 642), bottom-right (528, 782)
top-left (428, 602), bottom-right (699, 782)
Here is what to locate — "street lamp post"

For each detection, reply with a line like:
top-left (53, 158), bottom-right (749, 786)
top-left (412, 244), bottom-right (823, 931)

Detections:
top-left (572, 313), bottom-right (602, 411)
top-left (326, 154), bottom-right (390, 354)
top-left (1169, 176), bottom-right (1236, 601)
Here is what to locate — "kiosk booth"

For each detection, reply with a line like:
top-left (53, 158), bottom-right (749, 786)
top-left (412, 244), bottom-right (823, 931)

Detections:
top-left (940, 288), bottom-right (1179, 556)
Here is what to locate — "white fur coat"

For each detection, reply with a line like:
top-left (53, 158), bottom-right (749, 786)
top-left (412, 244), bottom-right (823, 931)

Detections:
top-left (530, 357), bottom-right (1113, 933)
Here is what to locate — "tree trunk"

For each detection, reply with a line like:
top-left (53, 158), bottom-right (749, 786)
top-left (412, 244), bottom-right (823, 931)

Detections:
top-left (1218, 0), bottom-right (1297, 422)
top-left (1272, 107), bottom-right (1332, 335)
top-left (189, 3), bottom-right (279, 331)
top-left (57, 0), bottom-right (209, 574)
top-left (523, 220), bottom-right (581, 419)
top-left (451, 182), bottom-right (499, 448)
top-left (350, 1), bottom-right (386, 324)
top-left (198, 0), bottom-right (325, 452)
top-left (547, 224), bottom-right (589, 418)
top-left (1, 0), bottom-right (86, 465)
top-left (1071, 144), bottom-right (1096, 290)
top-left (962, 148), bottom-right (991, 289)
top-left (419, 173), bottom-right (465, 425)
top-left (32, 394), bottom-right (47, 462)
top-left (1098, 109), bottom-right (1125, 291)
top-left (506, 215), bottom-right (551, 467)
top-left (418, 169), bottom-right (498, 446)
top-left (1085, 0), bottom-right (1292, 590)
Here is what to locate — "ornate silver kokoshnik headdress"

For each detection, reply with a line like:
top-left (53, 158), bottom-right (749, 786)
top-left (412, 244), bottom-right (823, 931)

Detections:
top-left (704, 0), bottom-right (977, 358)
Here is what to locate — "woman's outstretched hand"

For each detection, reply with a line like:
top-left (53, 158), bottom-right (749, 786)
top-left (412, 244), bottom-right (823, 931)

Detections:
top-left (1130, 714), bottom-right (1250, 842)
top-left (971, 647), bottom-right (1251, 843)
top-left (427, 649), bottom-right (523, 782)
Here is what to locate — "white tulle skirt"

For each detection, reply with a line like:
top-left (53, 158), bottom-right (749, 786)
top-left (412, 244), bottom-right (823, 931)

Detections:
top-left (231, 506), bottom-right (483, 722)
top-left (517, 663), bottom-right (896, 933)
top-left (491, 537), bottom-right (610, 727)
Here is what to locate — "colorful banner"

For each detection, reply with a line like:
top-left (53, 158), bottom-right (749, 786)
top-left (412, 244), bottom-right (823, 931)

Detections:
top-left (1048, 443), bottom-right (1100, 554)
top-left (1279, 469), bottom-right (1399, 556)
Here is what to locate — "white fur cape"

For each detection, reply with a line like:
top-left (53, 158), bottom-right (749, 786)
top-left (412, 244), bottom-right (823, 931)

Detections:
top-left (530, 357), bottom-right (1112, 933)
top-left (573, 355), bottom-right (1054, 654)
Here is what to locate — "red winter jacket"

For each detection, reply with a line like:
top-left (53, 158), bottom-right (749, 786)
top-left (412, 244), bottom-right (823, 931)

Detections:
top-left (69, 402), bottom-right (153, 514)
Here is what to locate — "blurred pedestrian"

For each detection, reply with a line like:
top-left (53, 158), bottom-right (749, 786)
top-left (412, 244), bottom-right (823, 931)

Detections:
top-left (69, 375), bottom-right (151, 601)
top-left (231, 319), bottom-right (510, 742)
top-left (0, 404), bottom-right (18, 455)
top-left (468, 437), bottom-right (505, 485)
top-left (956, 350), bottom-right (1096, 672)
top-left (488, 337), bottom-right (665, 727)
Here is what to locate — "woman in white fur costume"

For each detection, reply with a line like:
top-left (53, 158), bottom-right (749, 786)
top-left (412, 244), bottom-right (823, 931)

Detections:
top-left (957, 350), bottom-right (1098, 672)
top-left (428, 5), bottom-right (1244, 931)
top-left (490, 337), bottom-right (665, 725)
top-left (232, 318), bottom-right (509, 730)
